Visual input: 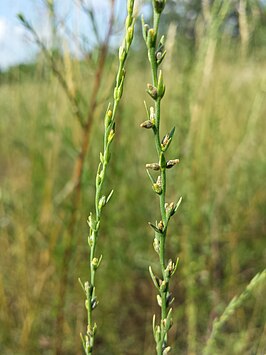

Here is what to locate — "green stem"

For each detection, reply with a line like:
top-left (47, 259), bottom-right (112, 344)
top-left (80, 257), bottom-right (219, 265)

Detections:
top-left (142, 2), bottom-right (178, 354)
top-left (80, 2), bottom-right (135, 353)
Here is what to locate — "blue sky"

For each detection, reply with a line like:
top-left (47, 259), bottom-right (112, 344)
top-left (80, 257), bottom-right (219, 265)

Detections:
top-left (0, 0), bottom-right (138, 70)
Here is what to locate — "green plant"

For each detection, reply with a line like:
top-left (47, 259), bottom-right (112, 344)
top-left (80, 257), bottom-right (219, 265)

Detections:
top-left (17, 6), bottom-right (116, 352)
top-left (141, 1), bottom-right (181, 353)
top-left (79, 1), bottom-right (135, 353)
top-left (203, 269), bottom-right (266, 355)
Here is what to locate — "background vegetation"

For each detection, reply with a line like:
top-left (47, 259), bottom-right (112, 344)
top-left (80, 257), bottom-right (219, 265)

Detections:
top-left (0, 0), bottom-right (265, 354)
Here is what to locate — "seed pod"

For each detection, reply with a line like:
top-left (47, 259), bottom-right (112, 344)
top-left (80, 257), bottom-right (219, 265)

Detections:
top-left (146, 163), bottom-right (160, 171)
top-left (149, 222), bottom-right (162, 234)
top-left (140, 120), bottom-right (154, 129)
top-left (157, 220), bottom-right (164, 232)
top-left (166, 159), bottom-right (179, 169)
top-left (161, 127), bottom-right (175, 151)
top-left (147, 83), bottom-right (158, 100)
top-left (153, 237), bottom-right (160, 254)
top-left (156, 50), bottom-right (166, 65)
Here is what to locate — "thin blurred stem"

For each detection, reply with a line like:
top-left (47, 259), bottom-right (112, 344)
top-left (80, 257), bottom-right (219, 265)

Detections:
top-left (203, 269), bottom-right (266, 355)
top-left (54, 3), bottom-right (116, 353)
top-left (80, 1), bottom-right (135, 353)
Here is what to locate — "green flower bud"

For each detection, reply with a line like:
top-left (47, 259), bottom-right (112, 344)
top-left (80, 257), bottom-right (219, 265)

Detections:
top-left (157, 70), bottom-right (165, 98)
top-left (119, 46), bottom-right (126, 62)
top-left (107, 129), bottom-right (115, 144)
top-left (147, 28), bottom-right (156, 48)
top-left (98, 195), bottom-right (106, 210)
top-left (153, 0), bottom-right (166, 14)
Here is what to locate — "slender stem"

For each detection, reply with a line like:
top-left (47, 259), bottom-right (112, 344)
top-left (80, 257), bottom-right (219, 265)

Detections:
top-left (142, 1), bottom-right (180, 354)
top-left (80, 2), bottom-right (135, 353)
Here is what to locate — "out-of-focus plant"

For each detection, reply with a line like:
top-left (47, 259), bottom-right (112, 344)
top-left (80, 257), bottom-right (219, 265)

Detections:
top-left (79, 1), bottom-right (135, 353)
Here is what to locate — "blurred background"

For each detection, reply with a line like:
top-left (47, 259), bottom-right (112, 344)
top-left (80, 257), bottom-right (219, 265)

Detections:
top-left (0, 0), bottom-right (266, 354)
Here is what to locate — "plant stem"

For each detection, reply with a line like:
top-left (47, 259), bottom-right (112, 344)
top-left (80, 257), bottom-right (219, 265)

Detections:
top-left (142, 1), bottom-right (181, 353)
top-left (80, 2), bottom-right (135, 353)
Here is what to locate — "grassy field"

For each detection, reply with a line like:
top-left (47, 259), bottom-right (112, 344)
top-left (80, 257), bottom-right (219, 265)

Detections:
top-left (1, 6), bottom-right (266, 354)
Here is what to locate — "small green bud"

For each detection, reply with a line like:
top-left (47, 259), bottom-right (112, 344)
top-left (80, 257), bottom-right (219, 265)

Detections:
top-left (98, 195), bottom-right (106, 210)
top-left (153, 183), bottom-right (162, 194)
top-left (160, 280), bottom-right (167, 292)
top-left (119, 46), bottom-right (126, 62)
top-left (141, 16), bottom-right (149, 42)
top-left (93, 322), bottom-right (97, 335)
top-left (166, 202), bottom-right (175, 217)
top-left (96, 173), bottom-right (101, 186)
top-left (114, 87), bottom-right (121, 101)
top-left (157, 50), bottom-right (166, 65)
top-left (126, 15), bottom-right (132, 29)
top-left (127, 0), bottom-right (134, 14)
top-left (87, 213), bottom-right (96, 231)
top-left (161, 127), bottom-right (175, 151)
top-left (107, 129), bottom-right (115, 144)
top-left (126, 25), bottom-right (134, 46)
top-left (152, 176), bottom-right (162, 194)
top-left (104, 106), bottom-right (112, 127)
top-left (157, 70), bottom-right (165, 98)
top-left (157, 294), bottom-right (162, 307)
top-left (84, 281), bottom-right (90, 293)
top-left (155, 325), bottom-right (161, 343)
top-left (153, 0), bottom-right (166, 14)
top-left (87, 324), bottom-right (93, 336)
top-left (165, 259), bottom-right (174, 277)
top-left (91, 257), bottom-right (98, 270)
top-left (147, 83), bottom-right (158, 100)
top-left (160, 152), bottom-right (167, 169)
top-left (147, 28), bottom-right (156, 48)
top-left (88, 236), bottom-right (93, 247)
